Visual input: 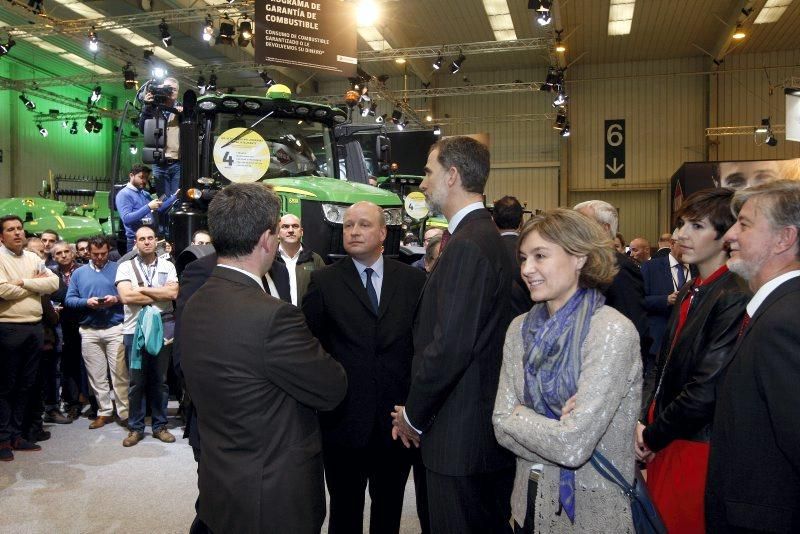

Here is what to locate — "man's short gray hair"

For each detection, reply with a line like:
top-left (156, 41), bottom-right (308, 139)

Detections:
top-left (573, 200), bottom-right (619, 237)
top-left (732, 179), bottom-right (800, 258)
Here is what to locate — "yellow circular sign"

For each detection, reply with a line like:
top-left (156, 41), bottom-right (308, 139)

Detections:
top-left (213, 128), bottom-right (271, 183)
top-left (404, 191), bottom-right (429, 220)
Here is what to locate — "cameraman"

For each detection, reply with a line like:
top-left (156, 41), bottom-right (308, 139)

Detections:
top-left (138, 77), bottom-right (182, 236)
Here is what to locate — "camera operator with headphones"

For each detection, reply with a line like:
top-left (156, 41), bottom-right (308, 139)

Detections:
top-left (138, 77), bottom-right (182, 239)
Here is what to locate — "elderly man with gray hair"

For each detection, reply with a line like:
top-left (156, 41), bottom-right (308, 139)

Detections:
top-left (574, 200), bottom-right (649, 358)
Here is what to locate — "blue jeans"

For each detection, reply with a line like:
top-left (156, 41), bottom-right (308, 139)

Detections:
top-left (152, 162), bottom-right (181, 239)
top-left (123, 334), bottom-right (170, 433)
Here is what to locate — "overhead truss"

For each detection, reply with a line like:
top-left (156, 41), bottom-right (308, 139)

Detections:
top-left (358, 38), bottom-right (551, 62)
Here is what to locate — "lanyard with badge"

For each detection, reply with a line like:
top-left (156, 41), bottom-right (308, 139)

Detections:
top-left (136, 257), bottom-right (157, 287)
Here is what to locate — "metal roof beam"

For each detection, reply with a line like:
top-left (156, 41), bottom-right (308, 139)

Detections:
top-left (358, 38), bottom-right (550, 62)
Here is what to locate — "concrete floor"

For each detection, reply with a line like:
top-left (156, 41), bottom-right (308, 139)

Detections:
top-left (0, 403), bottom-right (424, 533)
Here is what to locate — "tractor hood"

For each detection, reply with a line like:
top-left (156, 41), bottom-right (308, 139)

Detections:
top-left (266, 176), bottom-right (402, 206)
top-left (25, 215), bottom-right (103, 243)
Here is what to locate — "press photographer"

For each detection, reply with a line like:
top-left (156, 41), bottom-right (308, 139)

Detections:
top-left (137, 77), bottom-right (182, 236)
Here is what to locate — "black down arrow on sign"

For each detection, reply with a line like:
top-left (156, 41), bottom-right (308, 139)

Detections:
top-left (604, 119), bottom-right (625, 179)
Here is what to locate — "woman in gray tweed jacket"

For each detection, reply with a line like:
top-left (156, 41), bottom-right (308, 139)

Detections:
top-left (493, 209), bottom-right (642, 533)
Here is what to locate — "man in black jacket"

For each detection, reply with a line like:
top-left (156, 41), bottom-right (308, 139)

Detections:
top-left (303, 201), bottom-right (426, 534)
top-left (392, 137), bottom-right (515, 534)
top-left (493, 195), bottom-right (532, 316)
top-left (706, 180), bottom-right (800, 533)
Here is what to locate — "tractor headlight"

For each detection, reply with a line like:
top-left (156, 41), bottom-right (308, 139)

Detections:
top-left (383, 207), bottom-right (403, 226)
top-left (321, 203), bottom-right (346, 224)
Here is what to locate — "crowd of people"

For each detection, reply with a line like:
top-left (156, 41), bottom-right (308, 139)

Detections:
top-left (1, 135), bottom-right (799, 533)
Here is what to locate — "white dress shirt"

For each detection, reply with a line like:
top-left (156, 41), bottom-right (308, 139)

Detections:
top-left (278, 245), bottom-right (302, 305)
top-left (746, 270), bottom-right (800, 317)
top-left (448, 202), bottom-right (486, 233)
top-left (351, 256), bottom-right (384, 303)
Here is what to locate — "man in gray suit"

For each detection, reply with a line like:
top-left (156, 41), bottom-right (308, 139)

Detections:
top-left (180, 183), bottom-right (347, 534)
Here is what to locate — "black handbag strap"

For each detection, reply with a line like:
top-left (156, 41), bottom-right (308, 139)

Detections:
top-left (590, 450), bottom-right (635, 498)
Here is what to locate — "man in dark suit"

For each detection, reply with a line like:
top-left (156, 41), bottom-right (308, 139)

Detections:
top-left (180, 183), bottom-right (347, 534)
top-left (651, 233), bottom-right (673, 258)
top-left (706, 180), bottom-right (800, 533)
top-left (303, 201), bottom-right (426, 534)
top-left (574, 200), bottom-right (649, 355)
top-left (493, 195), bottom-right (532, 317)
top-left (391, 137), bottom-right (515, 534)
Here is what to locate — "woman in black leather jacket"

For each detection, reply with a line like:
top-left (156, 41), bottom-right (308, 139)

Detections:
top-left (635, 188), bottom-right (750, 533)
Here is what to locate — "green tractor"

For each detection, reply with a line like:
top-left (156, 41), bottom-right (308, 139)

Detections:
top-left (0, 196), bottom-right (104, 242)
top-left (140, 84), bottom-right (403, 265)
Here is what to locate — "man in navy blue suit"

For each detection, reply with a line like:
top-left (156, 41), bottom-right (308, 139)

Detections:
top-left (641, 230), bottom-right (689, 398)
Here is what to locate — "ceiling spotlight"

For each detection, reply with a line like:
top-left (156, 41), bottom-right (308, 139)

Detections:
top-left (391, 108), bottom-right (403, 124)
top-left (367, 102), bottom-right (377, 117)
top-left (732, 24), bottom-right (746, 40)
top-left (553, 110), bottom-right (567, 131)
top-left (361, 103), bottom-right (370, 117)
top-left (89, 86), bottom-right (102, 104)
top-left (19, 94), bottom-right (36, 110)
top-left (553, 91), bottom-right (568, 107)
top-left (376, 113), bottom-right (386, 124)
top-left (61, 120), bottom-right (68, 128)
top-left (238, 15), bottom-right (253, 46)
top-left (357, 0), bottom-right (380, 27)
top-left (397, 120), bottom-right (408, 131)
top-left (560, 123), bottom-right (571, 137)
top-left (123, 63), bottom-right (137, 89)
top-left (0, 38), bottom-right (15, 57)
top-left (207, 73), bottom-right (217, 92)
top-left (159, 19), bottom-right (172, 47)
top-left (37, 123), bottom-right (48, 137)
top-left (433, 54), bottom-right (443, 70)
top-left (152, 66), bottom-right (167, 80)
top-left (129, 144), bottom-right (138, 155)
top-left (69, 121), bottom-right (78, 135)
top-left (260, 70), bottom-right (276, 87)
top-left (540, 68), bottom-right (562, 91)
top-left (450, 53), bottom-right (465, 74)
top-left (28, 0), bottom-right (43, 15)
top-left (433, 125), bottom-right (442, 136)
top-left (755, 117), bottom-right (770, 134)
top-left (203, 15), bottom-right (214, 42)
top-left (555, 39), bottom-right (566, 53)
top-left (217, 17), bottom-right (235, 45)
top-left (85, 115), bottom-right (102, 133)
top-left (425, 114), bottom-right (433, 122)
top-left (197, 73), bottom-right (207, 95)
top-left (765, 132), bottom-right (778, 146)
top-left (88, 27), bottom-right (99, 52)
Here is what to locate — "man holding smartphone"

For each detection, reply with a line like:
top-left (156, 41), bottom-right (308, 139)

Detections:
top-left (116, 164), bottom-right (178, 252)
top-left (65, 235), bottom-right (129, 430)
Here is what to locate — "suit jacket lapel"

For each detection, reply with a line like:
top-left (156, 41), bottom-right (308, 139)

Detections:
top-left (377, 260), bottom-right (399, 319)
top-left (341, 257), bottom-right (378, 316)
top-left (734, 276), bottom-right (800, 351)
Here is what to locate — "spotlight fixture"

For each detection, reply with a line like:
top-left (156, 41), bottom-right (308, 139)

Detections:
top-left (553, 90), bottom-right (568, 107)
top-left (84, 115), bottom-right (102, 133)
top-left (61, 120), bottom-right (68, 128)
top-left (539, 68), bottom-right (562, 92)
top-left (37, 123), bottom-right (48, 137)
top-left (159, 19), bottom-right (172, 47)
top-left (367, 102), bottom-right (377, 117)
top-left (0, 37), bottom-right (15, 57)
top-left (755, 117), bottom-right (770, 134)
top-left (259, 70), bottom-right (275, 87)
top-left (197, 73), bottom-right (207, 95)
top-left (433, 53), bottom-right (443, 70)
top-left (123, 63), bottom-right (137, 89)
top-left (203, 15), bottom-right (214, 42)
top-left (425, 114), bottom-right (433, 122)
top-left (360, 103), bottom-right (370, 117)
top-left (732, 24), bottom-right (746, 40)
top-left (396, 120), bottom-right (408, 131)
top-left (28, 0), bottom-right (43, 15)
top-left (433, 125), bottom-right (442, 136)
top-left (391, 108), bottom-right (403, 124)
top-left (237, 15), bottom-right (253, 47)
top-left (207, 73), bottom-right (217, 92)
top-left (152, 66), bottom-right (167, 80)
top-left (560, 123), bottom-right (570, 137)
top-left (537, 11), bottom-right (552, 25)
top-left (69, 121), bottom-right (78, 135)
top-left (88, 27), bottom-right (99, 52)
top-left (530, 0), bottom-right (552, 25)
top-left (89, 86), bottom-right (102, 105)
top-left (450, 53), bottom-right (465, 74)
top-left (129, 144), bottom-right (138, 155)
top-left (376, 113), bottom-right (386, 124)
top-left (19, 94), bottom-right (36, 110)
top-left (217, 16), bottom-right (235, 45)
top-left (553, 109), bottom-right (567, 131)
top-left (555, 39), bottom-right (566, 53)
top-left (765, 132), bottom-right (778, 146)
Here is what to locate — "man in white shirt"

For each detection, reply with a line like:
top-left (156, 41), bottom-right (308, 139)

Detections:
top-left (707, 179), bottom-right (800, 532)
top-left (275, 214), bottom-right (325, 306)
top-left (115, 226), bottom-right (178, 447)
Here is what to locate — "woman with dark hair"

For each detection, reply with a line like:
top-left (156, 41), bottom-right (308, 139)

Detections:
top-left (493, 208), bottom-right (641, 532)
top-left (636, 187), bottom-right (750, 533)
top-left (614, 232), bottom-right (626, 254)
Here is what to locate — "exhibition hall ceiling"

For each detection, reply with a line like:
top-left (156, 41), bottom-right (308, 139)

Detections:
top-left (1, 0), bottom-right (799, 103)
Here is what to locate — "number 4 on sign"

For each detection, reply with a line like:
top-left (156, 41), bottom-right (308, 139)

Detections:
top-left (606, 158), bottom-right (624, 174)
top-left (223, 152), bottom-right (234, 166)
